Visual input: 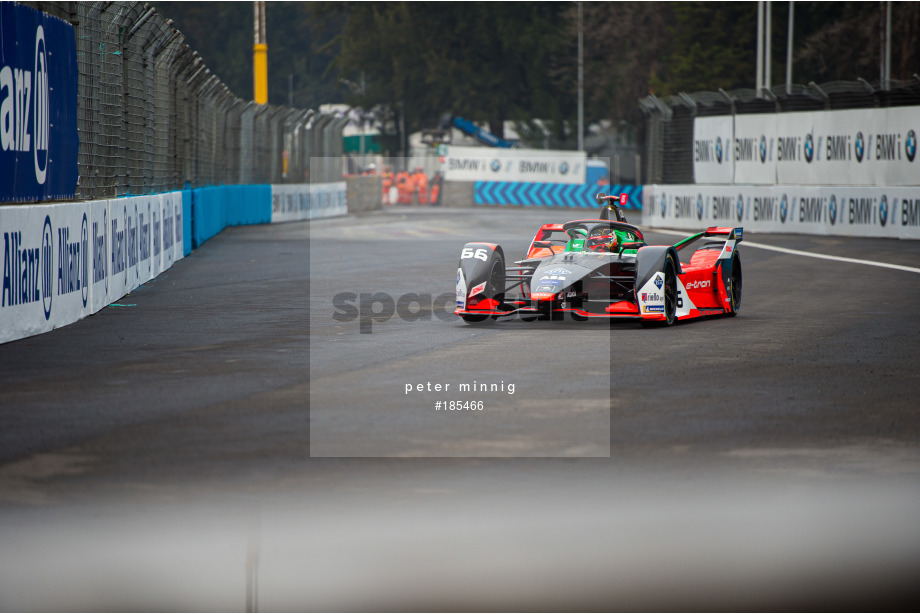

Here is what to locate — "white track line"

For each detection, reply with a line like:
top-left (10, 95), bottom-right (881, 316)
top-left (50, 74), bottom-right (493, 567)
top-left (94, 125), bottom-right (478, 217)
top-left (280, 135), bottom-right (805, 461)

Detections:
top-left (651, 228), bottom-right (920, 274)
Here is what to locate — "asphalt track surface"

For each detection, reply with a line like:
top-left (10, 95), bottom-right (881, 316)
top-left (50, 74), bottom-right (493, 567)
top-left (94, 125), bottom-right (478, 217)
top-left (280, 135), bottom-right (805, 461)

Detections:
top-left (1, 207), bottom-right (919, 610)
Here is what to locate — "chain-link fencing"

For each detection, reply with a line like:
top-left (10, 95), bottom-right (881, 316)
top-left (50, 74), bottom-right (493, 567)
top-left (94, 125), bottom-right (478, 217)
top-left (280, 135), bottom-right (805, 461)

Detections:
top-left (19, 1), bottom-right (346, 202)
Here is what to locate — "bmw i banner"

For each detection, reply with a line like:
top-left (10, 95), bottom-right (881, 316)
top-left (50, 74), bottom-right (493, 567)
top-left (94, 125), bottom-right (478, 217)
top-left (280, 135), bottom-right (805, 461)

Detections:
top-left (0, 3), bottom-right (79, 202)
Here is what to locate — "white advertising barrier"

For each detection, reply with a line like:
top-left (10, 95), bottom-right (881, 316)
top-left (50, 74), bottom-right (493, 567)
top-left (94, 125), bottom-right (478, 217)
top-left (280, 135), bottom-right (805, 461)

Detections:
top-left (693, 115), bottom-right (734, 184)
top-left (1, 192), bottom-right (185, 344)
top-left (732, 114), bottom-right (778, 185)
top-left (644, 184), bottom-right (920, 240)
top-left (775, 107), bottom-right (918, 186)
top-left (694, 106), bottom-right (920, 186)
top-left (271, 182), bottom-right (347, 222)
top-left (441, 145), bottom-right (587, 184)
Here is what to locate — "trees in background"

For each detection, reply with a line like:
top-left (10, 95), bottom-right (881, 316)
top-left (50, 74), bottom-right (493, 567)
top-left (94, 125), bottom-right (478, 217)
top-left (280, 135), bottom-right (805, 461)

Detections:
top-left (152, 2), bottom-right (920, 149)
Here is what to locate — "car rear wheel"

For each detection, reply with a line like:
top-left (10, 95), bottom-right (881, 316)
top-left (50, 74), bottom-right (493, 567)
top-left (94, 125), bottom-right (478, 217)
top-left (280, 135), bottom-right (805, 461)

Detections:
top-left (726, 253), bottom-right (742, 316)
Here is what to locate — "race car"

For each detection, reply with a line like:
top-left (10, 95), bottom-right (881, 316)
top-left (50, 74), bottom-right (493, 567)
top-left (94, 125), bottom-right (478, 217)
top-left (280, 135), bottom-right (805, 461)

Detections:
top-left (454, 193), bottom-right (742, 325)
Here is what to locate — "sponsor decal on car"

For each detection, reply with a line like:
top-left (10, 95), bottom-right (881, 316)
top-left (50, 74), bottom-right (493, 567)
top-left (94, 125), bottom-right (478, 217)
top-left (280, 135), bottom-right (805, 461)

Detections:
top-left (545, 268), bottom-right (572, 275)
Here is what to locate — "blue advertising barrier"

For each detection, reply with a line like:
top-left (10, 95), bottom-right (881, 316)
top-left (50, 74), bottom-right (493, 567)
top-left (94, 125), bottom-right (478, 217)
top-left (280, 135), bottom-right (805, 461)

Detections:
top-left (474, 182), bottom-right (643, 211)
top-left (187, 185), bottom-right (272, 249)
top-left (0, 3), bottom-right (79, 202)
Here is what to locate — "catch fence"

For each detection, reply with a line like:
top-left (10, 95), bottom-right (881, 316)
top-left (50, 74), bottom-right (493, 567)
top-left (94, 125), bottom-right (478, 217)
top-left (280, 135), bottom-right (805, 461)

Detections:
top-left (640, 78), bottom-right (920, 184)
top-left (18, 1), bottom-right (345, 202)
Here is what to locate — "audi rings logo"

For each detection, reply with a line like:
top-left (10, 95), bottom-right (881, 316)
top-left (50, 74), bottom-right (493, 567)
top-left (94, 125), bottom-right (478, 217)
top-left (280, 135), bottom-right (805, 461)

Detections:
top-left (906, 130), bottom-right (917, 162)
top-left (855, 132), bottom-right (865, 163)
top-left (33, 25), bottom-right (50, 185)
top-left (879, 195), bottom-right (888, 227)
top-left (736, 194), bottom-right (744, 222)
top-left (41, 216), bottom-right (53, 319)
top-left (804, 133), bottom-right (814, 163)
top-left (715, 137), bottom-right (723, 164)
top-left (780, 194), bottom-right (788, 223)
top-left (829, 195), bottom-right (838, 225)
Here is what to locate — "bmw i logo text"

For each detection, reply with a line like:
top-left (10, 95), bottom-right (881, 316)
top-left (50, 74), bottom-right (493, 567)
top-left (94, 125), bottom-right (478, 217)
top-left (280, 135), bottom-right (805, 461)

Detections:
top-left (660, 194), bottom-right (667, 218)
top-left (736, 194), bottom-right (744, 222)
top-left (559, 162), bottom-right (569, 175)
top-left (490, 159), bottom-right (501, 172)
top-left (879, 195), bottom-right (888, 227)
top-left (759, 136), bottom-right (767, 163)
top-left (855, 132), bottom-right (865, 162)
top-left (804, 133), bottom-right (814, 163)
top-left (697, 194), bottom-right (703, 220)
top-left (907, 130), bottom-right (917, 162)
top-left (829, 195), bottom-right (837, 225)
top-left (715, 137), bottom-right (723, 164)
top-left (780, 195), bottom-right (788, 223)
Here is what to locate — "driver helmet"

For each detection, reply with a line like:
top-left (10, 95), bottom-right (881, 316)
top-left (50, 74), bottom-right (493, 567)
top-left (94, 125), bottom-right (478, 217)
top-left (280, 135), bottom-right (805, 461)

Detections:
top-left (588, 230), bottom-right (616, 251)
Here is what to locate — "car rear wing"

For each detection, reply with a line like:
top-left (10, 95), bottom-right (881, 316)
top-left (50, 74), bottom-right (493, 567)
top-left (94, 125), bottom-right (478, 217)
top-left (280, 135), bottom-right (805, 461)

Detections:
top-left (704, 227), bottom-right (743, 243)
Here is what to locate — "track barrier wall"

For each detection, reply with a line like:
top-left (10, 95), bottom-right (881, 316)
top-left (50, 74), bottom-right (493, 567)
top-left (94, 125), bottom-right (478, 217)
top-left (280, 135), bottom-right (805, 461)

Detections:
top-left (1, 182), bottom-right (346, 344)
top-left (644, 184), bottom-right (920, 240)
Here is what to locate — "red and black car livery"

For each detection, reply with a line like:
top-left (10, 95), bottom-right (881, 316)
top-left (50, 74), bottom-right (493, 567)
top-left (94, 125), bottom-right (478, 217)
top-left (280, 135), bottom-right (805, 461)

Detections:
top-left (455, 194), bottom-right (743, 326)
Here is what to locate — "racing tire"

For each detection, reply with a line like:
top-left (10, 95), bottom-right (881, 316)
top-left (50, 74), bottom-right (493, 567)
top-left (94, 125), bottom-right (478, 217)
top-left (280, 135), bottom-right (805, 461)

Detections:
top-left (726, 253), bottom-right (742, 316)
top-left (461, 252), bottom-right (506, 324)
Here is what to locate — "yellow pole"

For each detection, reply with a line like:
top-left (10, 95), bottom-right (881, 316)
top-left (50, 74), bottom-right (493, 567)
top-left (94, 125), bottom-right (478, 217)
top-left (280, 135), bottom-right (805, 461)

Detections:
top-left (253, 1), bottom-right (268, 104)
top-left (254, 43), bottom-right (268, 104)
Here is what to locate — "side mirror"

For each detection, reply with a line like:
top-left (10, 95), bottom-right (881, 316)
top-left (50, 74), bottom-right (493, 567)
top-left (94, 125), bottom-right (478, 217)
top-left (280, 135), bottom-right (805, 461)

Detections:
top-left (532, 241), bottom-right (553, 248)
top-left (595, 193), bottom-right (608, 206)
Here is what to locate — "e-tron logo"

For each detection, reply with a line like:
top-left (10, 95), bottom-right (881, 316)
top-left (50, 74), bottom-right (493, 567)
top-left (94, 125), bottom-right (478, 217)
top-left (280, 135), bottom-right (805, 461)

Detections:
top-left (759, 136), bottom-right (767, 163)
top-left (879, 195), bottom-right (888, 227)
top-left (829, 195), bottom-right (838, 225)
top-left (907, 130), bottom-right (917, 162)
top-left (736, 194), bottom-right (744, 222)
top-left (804, 133), bottom-right (814, 163)
top-left (41, 216), bottom-right (53, 320)
top-left (780, 194), bottom-right (788, 223)
top-left (34, 25), bottom-right (50, 185)
top-left (715, 137), bottom-right (723, 163)
top-left (855, 132), bottom-right (865, 163)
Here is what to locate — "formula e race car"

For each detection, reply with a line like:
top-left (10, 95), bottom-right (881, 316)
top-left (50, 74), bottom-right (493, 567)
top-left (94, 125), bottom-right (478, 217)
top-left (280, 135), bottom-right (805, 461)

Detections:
top-left (454, 193), bottom-right (742, 325)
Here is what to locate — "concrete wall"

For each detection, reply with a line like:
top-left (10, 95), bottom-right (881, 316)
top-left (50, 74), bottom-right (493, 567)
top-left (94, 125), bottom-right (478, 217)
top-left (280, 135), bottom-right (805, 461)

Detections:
top-left (346, 176), bottom-right (384, 213)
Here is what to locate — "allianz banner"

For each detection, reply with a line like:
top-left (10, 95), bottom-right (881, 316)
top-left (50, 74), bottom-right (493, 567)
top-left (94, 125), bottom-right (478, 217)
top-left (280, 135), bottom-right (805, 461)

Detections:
top-left (442, 146), bottom-right (587, 184)
top-left (1, 194), bottom-right (185, 344)
top-left (1, 3), bottom-right (79, 202)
